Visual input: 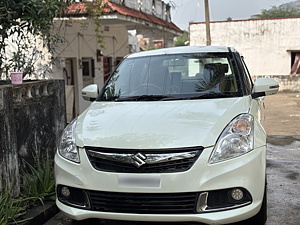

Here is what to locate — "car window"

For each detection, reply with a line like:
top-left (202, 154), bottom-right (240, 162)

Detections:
top-left (99, 53), bottom-right (242, 101)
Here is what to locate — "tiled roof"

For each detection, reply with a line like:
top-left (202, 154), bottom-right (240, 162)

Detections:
top-left (64, 1), bottom-right (182, 33)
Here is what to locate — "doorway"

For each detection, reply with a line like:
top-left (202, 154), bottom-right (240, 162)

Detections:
top-left (64, 58), bottom-right (78, 122)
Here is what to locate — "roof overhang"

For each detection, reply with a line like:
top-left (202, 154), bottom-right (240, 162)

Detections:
top-left (100, 13), bottom-right (182, 38)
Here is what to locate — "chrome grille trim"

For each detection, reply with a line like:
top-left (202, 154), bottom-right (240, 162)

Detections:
top-left (88, 150), bottom-right (198, 165)
top-left (85, 146), bottom-right (203, 173)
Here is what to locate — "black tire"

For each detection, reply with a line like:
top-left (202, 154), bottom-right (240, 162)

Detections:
top-left (244, 184), bottom-right (267, 225)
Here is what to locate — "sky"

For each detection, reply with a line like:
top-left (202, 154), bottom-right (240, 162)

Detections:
top-left (163, 0), bottom-right (294, 30)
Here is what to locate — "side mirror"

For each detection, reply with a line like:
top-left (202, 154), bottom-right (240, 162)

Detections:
top-left (252, 78), bottom-right (279, 98)
top-left (82, 84), bottom-right (99, 101)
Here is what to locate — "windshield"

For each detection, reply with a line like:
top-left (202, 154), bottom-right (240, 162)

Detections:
top-left (99, 53), bottom-right (241, 101)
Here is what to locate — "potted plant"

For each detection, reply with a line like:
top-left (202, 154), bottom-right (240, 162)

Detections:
top-left (9, 50), bottom-right (24, 85)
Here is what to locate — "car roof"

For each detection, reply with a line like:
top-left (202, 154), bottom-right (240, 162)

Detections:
top-left (126, 46), bottom-right (237, 58)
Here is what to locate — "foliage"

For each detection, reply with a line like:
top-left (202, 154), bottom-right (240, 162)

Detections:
top-left (0, 0), bottom-right (106, 80)
top-left (5, 31), bottom-right (45, 75)
top-left (21, 151), bottom-right (56, 203)
top-left (0, 0), bottom-right (74, 79)
top-left (0, 150), bottom-right (56, 225)
top-left (174, 30), bottom-right (189, 46)
top-left (251, 5), bottom-right (300, 19)
top-left (0, 185), bottom-right (31, 225)
top-left (148, 46), bottom-right (163, 50)
top-left (85, 0), bottom-right (106, 49)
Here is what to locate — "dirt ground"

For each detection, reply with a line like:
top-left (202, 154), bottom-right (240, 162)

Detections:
top-left (264, 92), bottom-right (300, 136)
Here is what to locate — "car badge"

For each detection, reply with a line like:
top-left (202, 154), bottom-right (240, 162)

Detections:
top-left (131, 153), bottom-right (147, 168)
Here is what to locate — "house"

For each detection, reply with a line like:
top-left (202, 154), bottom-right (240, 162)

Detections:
top-left (52, 0), bottom-right (182, 122)
top-left (189, 17), bottom-right (300, 77)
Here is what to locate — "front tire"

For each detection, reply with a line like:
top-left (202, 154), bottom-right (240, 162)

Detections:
top-left (244, 183), bottom-right (267, 225)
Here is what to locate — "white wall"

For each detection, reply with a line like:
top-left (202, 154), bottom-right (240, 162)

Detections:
top-left (189, 18), bottom-right (300, 76)
top-left (53, 18), bottom-right (129, 114)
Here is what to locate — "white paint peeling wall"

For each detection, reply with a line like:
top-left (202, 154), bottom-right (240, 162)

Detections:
top-left (189, 18), bottom-right (300, 76)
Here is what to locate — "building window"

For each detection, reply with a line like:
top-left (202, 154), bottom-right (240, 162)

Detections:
top-left (82, 58), bottom-right (95, 77)
top-left (290, 51), bottom-right (300, 75)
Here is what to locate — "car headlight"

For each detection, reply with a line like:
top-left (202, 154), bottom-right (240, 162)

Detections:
top-left (209, 114), bottom-right (254, 164)
top-left (58, 119), bottom-right (80, 163)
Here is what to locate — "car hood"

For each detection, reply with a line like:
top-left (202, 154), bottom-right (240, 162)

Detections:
top-left (75, 97), bottom-right (252, 149)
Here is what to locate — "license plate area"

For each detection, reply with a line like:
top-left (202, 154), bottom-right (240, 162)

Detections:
top-left (118, 174), bottom-right (161, 188)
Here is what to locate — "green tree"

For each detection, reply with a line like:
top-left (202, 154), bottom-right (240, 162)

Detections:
top-left (174, 30), bottom-right (189, 46)
top-left (251, 6), bottom-right (300, 19)
top-left (0, 0), bottom-right (74, 79)
top-left (81, 0), bottom-right (106, 48)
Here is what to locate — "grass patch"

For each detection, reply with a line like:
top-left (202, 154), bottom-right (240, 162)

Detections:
top-left (0, 185), bottom-right (33, 225)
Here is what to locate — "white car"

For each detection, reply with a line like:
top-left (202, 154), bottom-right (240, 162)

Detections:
top-left (55, 46), bottom-right (279, 225)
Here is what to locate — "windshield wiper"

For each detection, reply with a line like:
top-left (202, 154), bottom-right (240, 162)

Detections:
top-left (111, 93), bottom-right (234, 102)
top-left (115, 95), bottom-right (170, 101)
top-left (161, 93), bottom-right (234, 101)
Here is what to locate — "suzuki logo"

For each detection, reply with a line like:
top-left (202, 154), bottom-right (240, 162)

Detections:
top-left (131, 153), bottom-right (147, 168)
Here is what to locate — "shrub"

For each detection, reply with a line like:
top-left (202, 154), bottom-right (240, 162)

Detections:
top-left (21, 151), bottom-right (56, 204)
top-left (0, 186), bottom-right (29, 225)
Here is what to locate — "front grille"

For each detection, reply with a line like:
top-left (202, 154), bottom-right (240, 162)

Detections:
top-left (88, 190), bottom-right (198, 214)
top-left (85, 146), bottom-right (203, 173)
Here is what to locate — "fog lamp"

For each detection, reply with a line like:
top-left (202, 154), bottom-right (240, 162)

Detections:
top-left (231, 188), bottom-right (243, 201)
top-left (61, 186), bottom-right (71, 197)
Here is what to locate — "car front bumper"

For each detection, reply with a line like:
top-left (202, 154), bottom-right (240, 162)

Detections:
top-left (54, 145), bottom-right (266, 225)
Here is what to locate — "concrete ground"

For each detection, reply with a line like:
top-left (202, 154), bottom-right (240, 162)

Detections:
top-left (264, 92), bottom-right (300, 136)
top-left (266, 135), bottom-right (300, 225)
top-left (44, 92), bottom-right (300, 225)
top-left (264, 92), bottom-right (300, 225)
